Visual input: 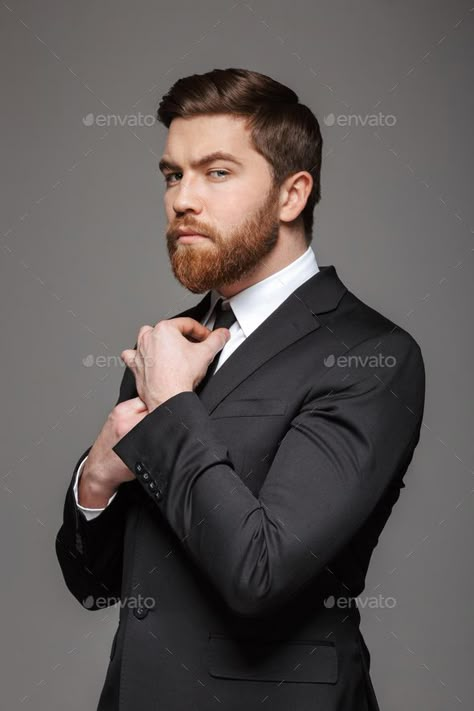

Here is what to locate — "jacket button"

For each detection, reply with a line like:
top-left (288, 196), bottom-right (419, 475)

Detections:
top-left (154, 488), bottom-right (163, 501)
top-left (133, 606), bottom-right (149, 620)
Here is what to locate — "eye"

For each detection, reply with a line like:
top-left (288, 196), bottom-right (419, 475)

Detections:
top-left (163, 169), bottom-right (230, 186)
top-left (164, 172), bottom-right (181, 185)
top-left (208, 170), bottom-right (229, 179)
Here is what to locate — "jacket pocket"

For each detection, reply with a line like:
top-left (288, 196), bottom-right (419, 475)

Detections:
top-left (212, 398), bottom-right (288, 419)
top-left (207, 634), bottom-right (338, 684)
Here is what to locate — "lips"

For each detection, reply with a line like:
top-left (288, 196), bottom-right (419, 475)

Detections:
top-left (177, 233), bottom-right (209, 244)
top-left (177, 230), bottom-right (207, 238)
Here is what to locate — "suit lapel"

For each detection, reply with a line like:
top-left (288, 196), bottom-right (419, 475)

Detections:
top-left (172, 290), bottom-right (213, 323)
top-left (182, 265), bottom-right (348, 414)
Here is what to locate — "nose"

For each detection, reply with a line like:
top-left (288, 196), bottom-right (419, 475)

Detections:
top-left (171, 179), bottom-right (203, 216)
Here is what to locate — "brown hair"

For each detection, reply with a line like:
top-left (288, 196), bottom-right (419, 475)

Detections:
top-left (156, 68), bottom-right (322, 245)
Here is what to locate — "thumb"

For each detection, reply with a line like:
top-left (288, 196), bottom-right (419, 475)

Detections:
top-left (128, 396), bottom-right (148, 412)
top-left (205, 328), bottom-right (231, 356)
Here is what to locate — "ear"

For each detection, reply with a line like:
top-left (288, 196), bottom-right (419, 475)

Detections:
top-left (279, 171), bottom-right (313, 224)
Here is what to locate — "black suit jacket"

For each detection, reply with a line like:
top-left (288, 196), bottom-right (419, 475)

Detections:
top-left (56, 265), bottom-right (425, 711)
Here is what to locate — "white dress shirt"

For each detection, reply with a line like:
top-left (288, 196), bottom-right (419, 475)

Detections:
top-left (74, 246), bottom-right (319, 520)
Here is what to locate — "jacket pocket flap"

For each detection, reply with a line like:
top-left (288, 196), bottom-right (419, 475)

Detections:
top-left (212, 398), bottom-right (287, 418)
top-left (207, 635), bottom-right (338, 684)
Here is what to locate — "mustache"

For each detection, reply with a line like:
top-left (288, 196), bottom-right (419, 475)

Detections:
top-left (169, 225), bottom-right (212, 239)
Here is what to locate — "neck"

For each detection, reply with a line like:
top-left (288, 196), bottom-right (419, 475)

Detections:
top-left (217, 235), bottom-right (309, 298)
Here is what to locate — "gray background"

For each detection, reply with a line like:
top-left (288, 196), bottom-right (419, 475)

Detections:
top-left (1, 1), bottom-right (473, 708)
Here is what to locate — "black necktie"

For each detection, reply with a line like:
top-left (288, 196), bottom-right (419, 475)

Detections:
top-left (195, 297), bottom-right (236, 393)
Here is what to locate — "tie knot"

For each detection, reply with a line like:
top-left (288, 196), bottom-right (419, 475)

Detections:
top-left (216, 297), bottom-right (230, 311)
top-left (212, 297), bottom-right (236, 332)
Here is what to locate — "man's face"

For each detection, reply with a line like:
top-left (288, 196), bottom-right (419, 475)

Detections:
top-left (161, 114), bottom-right (282, 293)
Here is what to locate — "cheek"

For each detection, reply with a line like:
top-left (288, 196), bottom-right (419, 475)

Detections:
top-left (163, 195), bottom-right (173, 218)
top-left (212, 186), bottom-right (259, 221)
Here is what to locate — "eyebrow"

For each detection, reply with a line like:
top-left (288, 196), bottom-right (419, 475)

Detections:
top-left (158, 151), bottom-right (244, 174)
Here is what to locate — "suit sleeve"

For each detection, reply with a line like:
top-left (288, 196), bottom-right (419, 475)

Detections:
top-left (112, 332), bottom-right (425, 618)
top-left (55, 358), bottom-right (138, 610)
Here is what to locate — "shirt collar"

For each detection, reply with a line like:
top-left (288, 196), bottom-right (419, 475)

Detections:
top-left (204, 246), bottom-right (319, 337)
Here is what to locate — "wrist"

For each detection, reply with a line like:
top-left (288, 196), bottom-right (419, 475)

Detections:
top-left (79, 464), bottom-right (118, 508)
top-left (147, 388), bottom-right (193, 412)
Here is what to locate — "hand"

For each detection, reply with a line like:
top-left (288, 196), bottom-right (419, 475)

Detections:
top-left (79, 397), bottom-right (149, 506)
top-left (120, 317), bottom-right (231, 411)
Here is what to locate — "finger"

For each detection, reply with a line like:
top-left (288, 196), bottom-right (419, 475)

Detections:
top-left (164, 317), bottom-right (211, 341)
top-left (120, 349), bottom-right (137, 369)
top-left (130, 396), bottom-right (148, 411)
top-left (121, 396), bottom-right (148, 412)
top-left (200, 328), bottom-right (231, 359)
top-left (137, 325), bottom-right (153, 346)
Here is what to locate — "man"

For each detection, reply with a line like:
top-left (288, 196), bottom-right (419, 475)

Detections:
top-left (56, 68), bottom-right (425, 711)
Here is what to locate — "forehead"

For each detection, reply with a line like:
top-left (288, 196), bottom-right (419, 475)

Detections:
top-left (164, 114), bottom-right (255, 160)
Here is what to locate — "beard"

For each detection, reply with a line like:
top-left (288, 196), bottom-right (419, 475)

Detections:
top-left (165, 182), bottom-right (281, 293)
